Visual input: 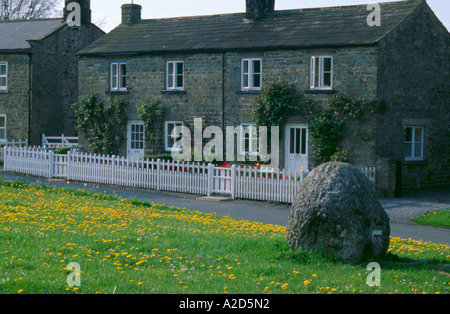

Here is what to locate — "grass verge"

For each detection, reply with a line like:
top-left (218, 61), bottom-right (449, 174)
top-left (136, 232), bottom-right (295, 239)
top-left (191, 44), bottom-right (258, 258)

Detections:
top-left (0, 179), bottom-right (449, 294)
top-left (412, 210), bottom-right (450, 229)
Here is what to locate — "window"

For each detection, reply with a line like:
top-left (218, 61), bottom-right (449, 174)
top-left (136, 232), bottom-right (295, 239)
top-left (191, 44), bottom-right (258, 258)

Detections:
top-left (242, 58), bottom-right (262, 90)
top-left (165, 121), bottom-right (184, 152)
top-left (240, 123), bottom-right (258, 155)
top-left (289, 127), bottom-right (307, 156)
top-left (110, 62), bottom-right (127, 91)
top-left (405, 126), bottom-right (424, 161)
top-left (0, 114), bottom-right (6, 142)
top-left (0, 62), bottom-right (7, 90)
top-left (166, 61), bottom-right (184, 90)
top-left (310, 56), bottom-right (333, 90)
top-left (130, 122), bottom-right (145, 151)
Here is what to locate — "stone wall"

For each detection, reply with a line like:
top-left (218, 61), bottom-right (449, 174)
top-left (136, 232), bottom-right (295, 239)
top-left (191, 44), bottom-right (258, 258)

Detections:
top-left (29, 24), bottom-right (104, 145)
top-left (0, 53), bottom-right (30, 142)
top-left (79, 46), bottom-right (379, 165)
top-left (376, 2), bottom-right (450, 195)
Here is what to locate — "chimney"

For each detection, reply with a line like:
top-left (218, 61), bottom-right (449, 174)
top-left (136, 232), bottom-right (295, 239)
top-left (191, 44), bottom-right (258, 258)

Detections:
top-left (245, 0), bottom-right (275, 20)
top-left (63, 0), bottom-right (91, 25)
top-left (121, 3), bottom-right (142, 25)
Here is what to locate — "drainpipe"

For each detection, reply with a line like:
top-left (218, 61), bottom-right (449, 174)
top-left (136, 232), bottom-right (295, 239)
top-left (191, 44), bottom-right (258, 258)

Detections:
top-left (222, 51), bottom-right (226, 153)
top-left (28, 53), bottom-right (32, 144)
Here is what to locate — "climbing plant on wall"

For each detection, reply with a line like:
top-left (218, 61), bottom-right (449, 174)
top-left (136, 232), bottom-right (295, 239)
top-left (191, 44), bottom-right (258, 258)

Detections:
top-left (71, 93), bottom-right (128, 155)
top-left (252, 82), bottom-right (379, 166)
top-left (137, 98), bottom-right (165, 155)
top-left (306, 93), bottom-right (378, 165)
top-left (252, 81), bottom-right (303, 137)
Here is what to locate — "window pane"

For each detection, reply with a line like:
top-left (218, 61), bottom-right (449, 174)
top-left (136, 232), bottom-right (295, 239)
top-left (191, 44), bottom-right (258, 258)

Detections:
top-left (253, 60), bottom-right (261, 73)
top-left (121, 76), bottom-right (127, 88)
top-left (323, 73), bottom-right (331, 87)
top-left (405, 128), bottom-right (412, 142)
top-left (176, 75), bottom-right (183, 88)
top-left (414, 143), bottom-right (422, 158)
top-left (242, 60), bottom-right (249, 74)
top-left (0, 116), bottom-right (5, 127)
top-left (0, 77), bottom-right (5, 87)
top-left (111, 64), bottom-right (118, 89)
top-left (0, 65), bottom-right (6, 76)
top-left (323, 58), bottom-right (332, 72)
top-left (176, 62), bottom-right (183, 75)
top-left (253, 74), bottom-right (261, 88)
top-left (405, 143), bottom-right (412, 158)
top-left (295, 128), bottom-right (301, 154)
top-left (168, 74), bottom-right (174, 88)
top-left (168, 123), bottom-right (174, 136)
top-left (301, 129), bottom-right (307, 155)
top-left (168, 63), bottom-right (174, 74)
top-left (130, 124), bottom-right (144, 150)
top-left (290, 129), bottom-right (296, 154)
top-left (243, 74), bottom-right (249, 88)
top-left (314, 59), bottom-right (320, 87)
top-left (111, 64), bottom-right (117, 76)
top-left (120, 64), bottom-right (126, 76)
top-left (175, 123), bottom-right (183, 140)
top-left (0, 129), bottom-right (5, 140)
top-left (415, 128), bottom-right (422, 141)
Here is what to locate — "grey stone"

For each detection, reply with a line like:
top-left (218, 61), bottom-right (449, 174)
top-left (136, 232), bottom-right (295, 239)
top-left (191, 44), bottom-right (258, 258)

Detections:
top-left (286, 162), bottom-right (390, 264)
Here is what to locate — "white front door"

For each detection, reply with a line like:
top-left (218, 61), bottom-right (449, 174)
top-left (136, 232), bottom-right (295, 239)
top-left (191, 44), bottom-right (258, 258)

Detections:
top-left (285, 124), bottom-right (309, 172)
top-left (127, 121), bottom-right (145, 160)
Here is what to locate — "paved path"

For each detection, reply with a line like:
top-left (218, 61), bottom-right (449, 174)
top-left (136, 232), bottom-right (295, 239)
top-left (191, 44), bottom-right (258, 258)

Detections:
top-left (1, 171), bottom-right (449, 245)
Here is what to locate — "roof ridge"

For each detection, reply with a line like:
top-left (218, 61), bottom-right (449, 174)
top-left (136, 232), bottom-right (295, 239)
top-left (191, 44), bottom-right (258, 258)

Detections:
top-left (135, 0), bottom-right (423, 22)
top-left (79, 0), bottom-right (426, 56)
top-left (0, 17), bottom-right (63, 24)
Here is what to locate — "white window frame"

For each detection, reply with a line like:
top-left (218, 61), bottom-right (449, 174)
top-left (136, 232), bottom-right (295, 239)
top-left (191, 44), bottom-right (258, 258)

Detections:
top-left (241, 58), bottom-right (262, 91)
top-left (165, 121), bottom-right (184, 152)
top-left (0, 114), bottom-right (6, 142)
top-left (0, 62), bottom-right (7, 90)
top-left (128, 121), bottom-right (145, 152)
top-left (240, 123), bottom-right (258, 155)
top-left (405, 126), bottom-right (424, 161)
top-left (310, 56), bottom-right (333, 90)
top-left (110, 62), bottom-right (127, 91)
top-left (166, 61), bottom-right (184, 91)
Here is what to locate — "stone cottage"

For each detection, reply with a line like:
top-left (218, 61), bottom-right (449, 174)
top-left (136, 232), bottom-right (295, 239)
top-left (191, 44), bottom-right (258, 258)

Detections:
top-left (0, 0), bottom-right (104, 145)
top-left (77, 0), bottom-right (449, 197)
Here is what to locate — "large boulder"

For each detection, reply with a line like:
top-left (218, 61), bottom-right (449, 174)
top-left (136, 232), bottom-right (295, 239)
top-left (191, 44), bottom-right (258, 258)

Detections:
top-left (286, 162), bottom-right (390, 264)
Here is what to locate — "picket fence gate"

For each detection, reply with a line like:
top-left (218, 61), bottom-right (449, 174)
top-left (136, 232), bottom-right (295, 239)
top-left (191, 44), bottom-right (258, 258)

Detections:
top-left (3, 146), bottom-right (376, 204)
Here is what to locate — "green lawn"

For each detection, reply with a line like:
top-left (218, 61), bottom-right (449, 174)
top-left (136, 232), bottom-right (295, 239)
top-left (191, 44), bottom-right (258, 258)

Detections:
top-left (413, 210), bottom-right (450, 229)
top-left (0, 179), bottom-right (449, 294)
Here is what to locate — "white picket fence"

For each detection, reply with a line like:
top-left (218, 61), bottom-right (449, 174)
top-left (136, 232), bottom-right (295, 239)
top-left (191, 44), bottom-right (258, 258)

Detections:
top-left (41, 134), bottom-right (78, 149)
top-left (0, 140), bottom-right (28, 162)
top-left (3, 146), bottom-right (376, 204)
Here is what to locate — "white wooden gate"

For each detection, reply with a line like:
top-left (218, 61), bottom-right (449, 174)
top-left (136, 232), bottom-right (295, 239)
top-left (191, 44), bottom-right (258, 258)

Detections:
top-left (211, 166), bottom-right (234, 197)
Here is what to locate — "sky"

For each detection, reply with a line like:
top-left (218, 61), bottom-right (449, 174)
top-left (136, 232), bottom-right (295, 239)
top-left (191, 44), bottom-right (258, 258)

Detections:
top-left (57, 0), bottom-right (450, 33)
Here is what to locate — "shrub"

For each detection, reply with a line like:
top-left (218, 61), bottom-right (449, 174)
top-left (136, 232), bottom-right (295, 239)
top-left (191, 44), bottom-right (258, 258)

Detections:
top-left (71, 93), bottom-right (127, 155)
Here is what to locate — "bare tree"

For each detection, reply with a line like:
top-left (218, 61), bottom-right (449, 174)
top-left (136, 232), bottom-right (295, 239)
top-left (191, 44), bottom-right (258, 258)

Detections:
top-left (0, 0), bottom-right (59, 21)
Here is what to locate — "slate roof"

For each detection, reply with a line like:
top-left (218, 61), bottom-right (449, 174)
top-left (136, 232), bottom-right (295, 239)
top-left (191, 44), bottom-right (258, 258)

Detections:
top-left (79, 0), bottom-right (424, 56)
top-left (0, 18), bottom-right (64, 51)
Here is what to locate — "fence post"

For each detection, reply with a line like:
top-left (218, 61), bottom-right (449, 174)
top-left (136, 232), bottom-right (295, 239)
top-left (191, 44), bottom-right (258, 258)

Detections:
top-left (67, 151), bottom-right (71, 180)
top-left (231, 165), bottom-right (236, 199)
top-left (207, 163), bottom-right (213, 197)
top-left (3, 146), bottom-right (8, 171)
top-left (48, 150), bottom-right (54, 178)
top-left (157, 159), bottom-right (161, 191)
